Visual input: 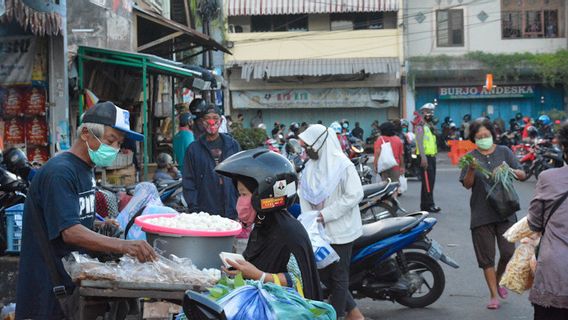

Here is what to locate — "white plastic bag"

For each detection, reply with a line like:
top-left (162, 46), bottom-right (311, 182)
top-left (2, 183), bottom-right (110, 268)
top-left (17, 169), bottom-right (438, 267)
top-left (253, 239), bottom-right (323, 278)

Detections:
top-left (297, 211), bottom-right (340, 269)
top-left (399, 176), bottom-right (408, 194)
top-left (377, 138), bottom-right (398, 173)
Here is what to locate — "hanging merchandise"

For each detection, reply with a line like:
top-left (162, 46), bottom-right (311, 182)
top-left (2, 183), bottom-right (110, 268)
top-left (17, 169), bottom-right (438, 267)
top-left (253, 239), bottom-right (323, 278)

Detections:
top-left (23, 87), bottom-right (46, 115)
top-left (3, 87), bottom-right (24, 116)
top-left (25, 116), bottom-right (48, 145)
top-left (4, 118), bottom-right (25, 144)
top-left (27, 146), bottom-right (49, 164)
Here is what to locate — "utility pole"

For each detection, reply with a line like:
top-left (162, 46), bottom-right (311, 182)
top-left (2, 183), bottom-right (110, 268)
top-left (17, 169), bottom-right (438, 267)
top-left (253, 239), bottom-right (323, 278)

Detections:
top-left (197, 0), bottom-right (219, 69)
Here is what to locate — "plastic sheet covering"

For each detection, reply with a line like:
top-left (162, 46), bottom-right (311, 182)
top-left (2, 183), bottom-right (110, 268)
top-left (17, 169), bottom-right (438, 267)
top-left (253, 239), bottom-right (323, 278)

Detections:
top-left (499, 236), bottom-right (539, 294)
top-left (63, 252), bottom-right (220, 287)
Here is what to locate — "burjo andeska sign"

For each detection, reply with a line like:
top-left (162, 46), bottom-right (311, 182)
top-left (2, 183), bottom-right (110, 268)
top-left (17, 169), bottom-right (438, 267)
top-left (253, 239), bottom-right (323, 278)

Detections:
top-left (438, 85), bottom-right (535, 100)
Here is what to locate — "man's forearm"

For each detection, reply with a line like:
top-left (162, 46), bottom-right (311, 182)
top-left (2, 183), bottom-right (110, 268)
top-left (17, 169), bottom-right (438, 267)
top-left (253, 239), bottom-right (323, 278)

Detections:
top-left (62, 224), bottom-right (124, 254)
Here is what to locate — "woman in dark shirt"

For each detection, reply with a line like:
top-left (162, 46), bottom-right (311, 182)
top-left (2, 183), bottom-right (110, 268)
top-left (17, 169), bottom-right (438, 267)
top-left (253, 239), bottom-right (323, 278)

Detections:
top-left (460, 118), bottom-right (526, 310)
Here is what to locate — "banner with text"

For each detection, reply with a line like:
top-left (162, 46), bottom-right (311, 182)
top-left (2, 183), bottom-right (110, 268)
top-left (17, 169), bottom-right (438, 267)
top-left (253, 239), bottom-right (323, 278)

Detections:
top-left (0, 36), bottom-right (37, 85)
top-left (232, 88), bottom-right (399, 109)
top-left (438, 85), bottom-right (535, 100)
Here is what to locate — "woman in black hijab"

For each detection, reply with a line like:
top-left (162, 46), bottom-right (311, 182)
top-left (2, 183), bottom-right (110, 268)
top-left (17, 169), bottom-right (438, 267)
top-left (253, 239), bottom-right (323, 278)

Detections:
top-left (215, 149), bottom-right (322, 301)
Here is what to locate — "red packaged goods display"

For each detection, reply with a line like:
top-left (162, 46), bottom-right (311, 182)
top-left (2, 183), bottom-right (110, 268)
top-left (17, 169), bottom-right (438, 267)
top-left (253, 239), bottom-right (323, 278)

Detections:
top-left (26, 117), bottom-right (48, 145)
top-left (24, 88), bottom-right (47, 115)
top-left (3, 88), bottom-right (23, 116)
top-left (27, 146), bottom-right (49, 164)
top-left (4, 118), bottom-right (25, 144)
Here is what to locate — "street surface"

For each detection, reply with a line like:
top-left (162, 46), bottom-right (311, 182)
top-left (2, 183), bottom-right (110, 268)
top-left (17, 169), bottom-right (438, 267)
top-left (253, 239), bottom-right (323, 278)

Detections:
top-left (358, 154), bottom-right (536, 320)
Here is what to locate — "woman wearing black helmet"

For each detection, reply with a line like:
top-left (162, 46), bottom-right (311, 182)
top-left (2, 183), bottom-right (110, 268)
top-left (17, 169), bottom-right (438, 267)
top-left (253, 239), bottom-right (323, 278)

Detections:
top-left (215, 149), bottom-right (322, 300)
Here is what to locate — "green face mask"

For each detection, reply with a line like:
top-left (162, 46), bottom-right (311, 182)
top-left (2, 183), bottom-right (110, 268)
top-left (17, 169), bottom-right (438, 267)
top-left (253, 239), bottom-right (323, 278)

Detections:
top-left (475, 137), bottom-right (494, 150)
top-left (86, 134), bottom-right (119, 167)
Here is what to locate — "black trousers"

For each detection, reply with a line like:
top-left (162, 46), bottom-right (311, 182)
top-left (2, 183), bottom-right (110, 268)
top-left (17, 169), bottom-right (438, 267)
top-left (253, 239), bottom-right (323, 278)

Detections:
top-left (419, 155), bottom-right (437, 210)
top-left (534, 304), bottom-right (568, 320)
top-left (319, 242), bottom-right (357, 317)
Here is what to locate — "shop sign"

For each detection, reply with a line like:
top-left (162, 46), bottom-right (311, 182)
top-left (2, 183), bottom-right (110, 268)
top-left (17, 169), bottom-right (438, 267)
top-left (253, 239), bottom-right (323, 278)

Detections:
top-left (0, 36), bottom-right (37, 85)
top-left (232, 88), bottom-right (399, 109)
top-left (438, 85), bottom-right (535, 100)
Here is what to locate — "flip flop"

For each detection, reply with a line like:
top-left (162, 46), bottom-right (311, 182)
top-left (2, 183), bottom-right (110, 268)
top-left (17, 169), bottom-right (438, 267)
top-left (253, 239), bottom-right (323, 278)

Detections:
top-left (498, 287), bottom-right (508, 300)
top-left (487, 298), bottom-right (500, 310)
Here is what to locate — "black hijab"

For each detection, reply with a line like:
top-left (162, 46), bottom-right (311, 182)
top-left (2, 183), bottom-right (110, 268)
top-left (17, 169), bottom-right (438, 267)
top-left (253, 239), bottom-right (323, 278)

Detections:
top-left (243, 210), bottom-right (322, 301)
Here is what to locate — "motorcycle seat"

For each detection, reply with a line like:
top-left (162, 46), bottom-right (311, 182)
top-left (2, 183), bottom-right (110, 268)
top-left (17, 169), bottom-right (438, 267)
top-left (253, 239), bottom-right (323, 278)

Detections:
top-left (354, 217), bottom-right (418, 250)
top-left (362, 181), bottom-right (389, 198)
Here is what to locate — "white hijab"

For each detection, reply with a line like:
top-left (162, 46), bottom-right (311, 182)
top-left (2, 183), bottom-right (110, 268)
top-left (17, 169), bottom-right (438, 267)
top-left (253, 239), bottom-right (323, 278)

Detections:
top-left (298, 124), bottom-right (353, 206)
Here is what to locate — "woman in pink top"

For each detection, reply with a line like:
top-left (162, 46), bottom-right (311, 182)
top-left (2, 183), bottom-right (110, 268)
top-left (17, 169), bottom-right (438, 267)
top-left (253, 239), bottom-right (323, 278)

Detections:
top-left (373, 121), bottom-right (404, 182)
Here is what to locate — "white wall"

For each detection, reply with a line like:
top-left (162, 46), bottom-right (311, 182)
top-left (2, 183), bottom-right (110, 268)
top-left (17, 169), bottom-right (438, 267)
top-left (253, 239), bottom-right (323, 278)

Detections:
top-left (406, 0), bottom-right (567, 57)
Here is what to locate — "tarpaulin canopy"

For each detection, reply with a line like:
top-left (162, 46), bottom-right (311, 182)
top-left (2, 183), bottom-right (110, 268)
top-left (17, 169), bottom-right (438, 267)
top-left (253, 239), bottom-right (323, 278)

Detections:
top-left (226, 0), bottom-right (399, 16)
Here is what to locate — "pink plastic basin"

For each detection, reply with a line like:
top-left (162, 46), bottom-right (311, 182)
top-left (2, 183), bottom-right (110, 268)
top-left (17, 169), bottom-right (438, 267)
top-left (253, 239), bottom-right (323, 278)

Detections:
top-left (135, 213), bottom-right (242, 237)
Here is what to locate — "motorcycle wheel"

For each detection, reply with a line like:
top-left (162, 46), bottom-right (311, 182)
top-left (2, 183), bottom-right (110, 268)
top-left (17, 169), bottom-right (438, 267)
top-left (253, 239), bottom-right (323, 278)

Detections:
top-left (361, 202), bottom-right (397, 224)
top-left (395, 252), bottom-right (445, 308)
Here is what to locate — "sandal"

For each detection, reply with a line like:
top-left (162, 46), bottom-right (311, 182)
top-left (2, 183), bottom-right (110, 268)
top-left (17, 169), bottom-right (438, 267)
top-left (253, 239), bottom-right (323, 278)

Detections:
top-left (498, 287), bottom-right (508, 300)
top-left (486, 298), bottom-right (500, 310)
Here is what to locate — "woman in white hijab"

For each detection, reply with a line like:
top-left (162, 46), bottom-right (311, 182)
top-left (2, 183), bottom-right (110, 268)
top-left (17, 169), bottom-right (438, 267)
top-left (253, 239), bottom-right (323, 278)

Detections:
top-left (299, 124), bottom-right (365, 320)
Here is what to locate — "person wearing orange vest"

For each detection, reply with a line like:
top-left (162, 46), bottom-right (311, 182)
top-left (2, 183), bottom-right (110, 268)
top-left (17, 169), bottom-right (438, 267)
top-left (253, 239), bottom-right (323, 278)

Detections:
top-left (414, 103), bottom-right (441, 213)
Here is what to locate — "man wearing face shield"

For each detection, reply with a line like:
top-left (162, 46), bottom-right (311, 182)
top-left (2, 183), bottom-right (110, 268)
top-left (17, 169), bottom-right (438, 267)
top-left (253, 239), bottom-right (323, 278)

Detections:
top-left (414, 103), bottom-right (441, 213)
top-left (298, 124), bottom-right (365, 320)
top-left (182, 105), bottom-right (240, 218)
top-left (16, 102), bottom-right (157, 319)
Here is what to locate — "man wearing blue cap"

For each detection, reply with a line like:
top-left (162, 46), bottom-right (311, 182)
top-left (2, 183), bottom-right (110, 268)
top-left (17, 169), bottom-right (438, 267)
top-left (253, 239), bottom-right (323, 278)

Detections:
top-left (16, 101), bottom-right (157, 320)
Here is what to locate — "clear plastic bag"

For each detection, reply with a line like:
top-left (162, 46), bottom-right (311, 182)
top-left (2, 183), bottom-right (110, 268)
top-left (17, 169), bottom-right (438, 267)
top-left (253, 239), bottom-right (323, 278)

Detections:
top-left (297, 211), bottom-right (340, 269)
top-left (63, 252), bottom-right (118, 281)
top-left (499, 237), bottom-right (538, 294)
top-left (503, 217), bottom-right (536, 243)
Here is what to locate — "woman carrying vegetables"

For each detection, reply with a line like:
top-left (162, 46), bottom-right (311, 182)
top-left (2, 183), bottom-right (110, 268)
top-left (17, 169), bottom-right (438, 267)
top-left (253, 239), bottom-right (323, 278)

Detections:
top-left (215, 149), bottom-right (322, 300)
top-left (460, 117), bottom-right (526, 310)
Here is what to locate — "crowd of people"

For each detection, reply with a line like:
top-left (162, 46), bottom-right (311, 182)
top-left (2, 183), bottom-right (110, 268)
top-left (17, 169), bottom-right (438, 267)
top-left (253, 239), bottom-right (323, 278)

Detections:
top-left (12, 96), bottom-right (568, 319)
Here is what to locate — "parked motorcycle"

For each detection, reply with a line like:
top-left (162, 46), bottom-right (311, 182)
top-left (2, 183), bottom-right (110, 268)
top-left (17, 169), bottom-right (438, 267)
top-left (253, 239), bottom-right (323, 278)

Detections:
top-left (346, 211), bottom-right (458, 307)
top-left (359, 179), bottom-right (406, 224)
top-left (351, 154), bottom-right (373, 185)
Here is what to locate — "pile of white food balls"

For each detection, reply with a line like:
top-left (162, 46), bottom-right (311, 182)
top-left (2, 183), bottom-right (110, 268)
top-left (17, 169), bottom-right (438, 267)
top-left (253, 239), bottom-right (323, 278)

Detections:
top-left (144, 212), bottom-right (240, 232)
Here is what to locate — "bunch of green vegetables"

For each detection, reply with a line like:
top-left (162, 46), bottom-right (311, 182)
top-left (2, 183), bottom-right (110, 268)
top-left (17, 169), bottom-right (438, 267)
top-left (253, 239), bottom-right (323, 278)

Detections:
top-left (458, 154), bottom-right (491, 178)
top-left (459, 155), bottom-right (517, 198)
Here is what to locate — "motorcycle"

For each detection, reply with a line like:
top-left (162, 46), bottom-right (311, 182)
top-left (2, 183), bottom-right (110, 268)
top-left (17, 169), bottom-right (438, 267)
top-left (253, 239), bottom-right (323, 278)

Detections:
top-left (530, 143), bottom-right (564, 179)
top-left (346, 211), bottom-right (458, 307)
top-left (360, 179), bottom-right (406, 224)
top-left (351, 154), bottom-right (373, 185)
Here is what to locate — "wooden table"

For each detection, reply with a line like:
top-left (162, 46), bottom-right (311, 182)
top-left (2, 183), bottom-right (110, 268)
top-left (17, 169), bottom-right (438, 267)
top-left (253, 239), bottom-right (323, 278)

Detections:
top-left (77, 280), bottom-right (206, 319)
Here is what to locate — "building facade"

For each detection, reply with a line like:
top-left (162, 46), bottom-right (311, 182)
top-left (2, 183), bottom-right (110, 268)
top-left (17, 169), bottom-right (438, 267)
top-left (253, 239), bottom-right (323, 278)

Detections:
top-left (224, 0), bottom-right (404, 132)
top-left (405, 0), bottom-right (567, 127)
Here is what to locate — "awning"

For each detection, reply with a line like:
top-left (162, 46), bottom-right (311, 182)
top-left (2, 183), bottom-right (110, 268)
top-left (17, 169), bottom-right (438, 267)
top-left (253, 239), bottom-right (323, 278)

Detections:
top-left (229, 57), bottom-right (400, 80)
top-left (133, 5), bottom-right (231, 54)
top-left (226, 0), bottom-right (399, 16)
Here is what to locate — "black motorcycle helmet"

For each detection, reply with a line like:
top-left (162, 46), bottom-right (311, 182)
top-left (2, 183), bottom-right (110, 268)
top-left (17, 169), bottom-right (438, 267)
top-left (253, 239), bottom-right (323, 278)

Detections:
top-left (3, 148), bottom-right (28, 173)
top-left (189, 98), bottom-right (208, 119)
top-left (526, 126), bottom-right (539, 139)
top-left (215, 148), bottom-right (297, 213)
top-left (463, 114), bottom-right (471, 122)
top-left (289, 122), bottom-right (300, 134)
top-left (515, 112), bottom-right (523, 121)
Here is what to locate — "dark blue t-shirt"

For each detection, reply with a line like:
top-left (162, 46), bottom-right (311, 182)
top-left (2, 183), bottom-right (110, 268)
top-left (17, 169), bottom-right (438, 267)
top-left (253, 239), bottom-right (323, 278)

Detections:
top-left (16, 152), bottom-right (96, 319)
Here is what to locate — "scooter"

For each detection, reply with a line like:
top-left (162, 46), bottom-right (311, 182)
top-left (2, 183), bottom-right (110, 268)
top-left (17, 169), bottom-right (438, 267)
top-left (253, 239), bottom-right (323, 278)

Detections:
top-left (359, 179), bottom-right (406, 224)
top-left (347, 211), bottom-right (458, 308)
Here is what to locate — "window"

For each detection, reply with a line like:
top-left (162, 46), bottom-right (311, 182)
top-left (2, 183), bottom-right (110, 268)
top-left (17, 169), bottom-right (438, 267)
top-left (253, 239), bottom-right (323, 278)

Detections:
top-left (251, 14), bottom-right (308, 32)
top-left (329, 12), bottom-right (397, 31)
top-left (501, 0), bottom-right (565, 39)
top-left (436, 9), bottom-right (464, 47)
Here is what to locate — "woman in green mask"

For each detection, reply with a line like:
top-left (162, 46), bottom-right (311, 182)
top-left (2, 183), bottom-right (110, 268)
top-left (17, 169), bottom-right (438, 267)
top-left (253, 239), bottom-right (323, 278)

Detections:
top-left (459, 117), bottom-right (526, 310)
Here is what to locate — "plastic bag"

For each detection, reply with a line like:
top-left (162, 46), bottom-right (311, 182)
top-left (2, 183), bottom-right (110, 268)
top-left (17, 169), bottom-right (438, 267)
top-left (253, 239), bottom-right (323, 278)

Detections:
top-left (217, 281), bottom-right (275, 320)
top-left (63, 252), bottom-right (119, 281)
top-left (215, 277), bottom-right (336, 320)
top-left (297, 211), bottom-right (340, 269)
top-left (503, 217), bottom-right (536, 243)
top-left (484, 180), bottom-right (520, 220)
top-left (499, 237), bottom-right (538, 294)
top-left (398, 176), bottom-right (408, 194)
top-left (377, 138), bottom-right (398, 173)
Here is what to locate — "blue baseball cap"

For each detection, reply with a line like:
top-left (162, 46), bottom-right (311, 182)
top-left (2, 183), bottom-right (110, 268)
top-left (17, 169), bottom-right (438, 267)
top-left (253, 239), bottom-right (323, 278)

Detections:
top-left (82, 101), bottom-right (144, 141)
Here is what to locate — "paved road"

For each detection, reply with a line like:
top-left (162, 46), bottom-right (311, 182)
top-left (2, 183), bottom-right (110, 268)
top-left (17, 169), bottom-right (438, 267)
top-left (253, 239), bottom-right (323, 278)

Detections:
top-left (358, 155), bottom-right (536, 320)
